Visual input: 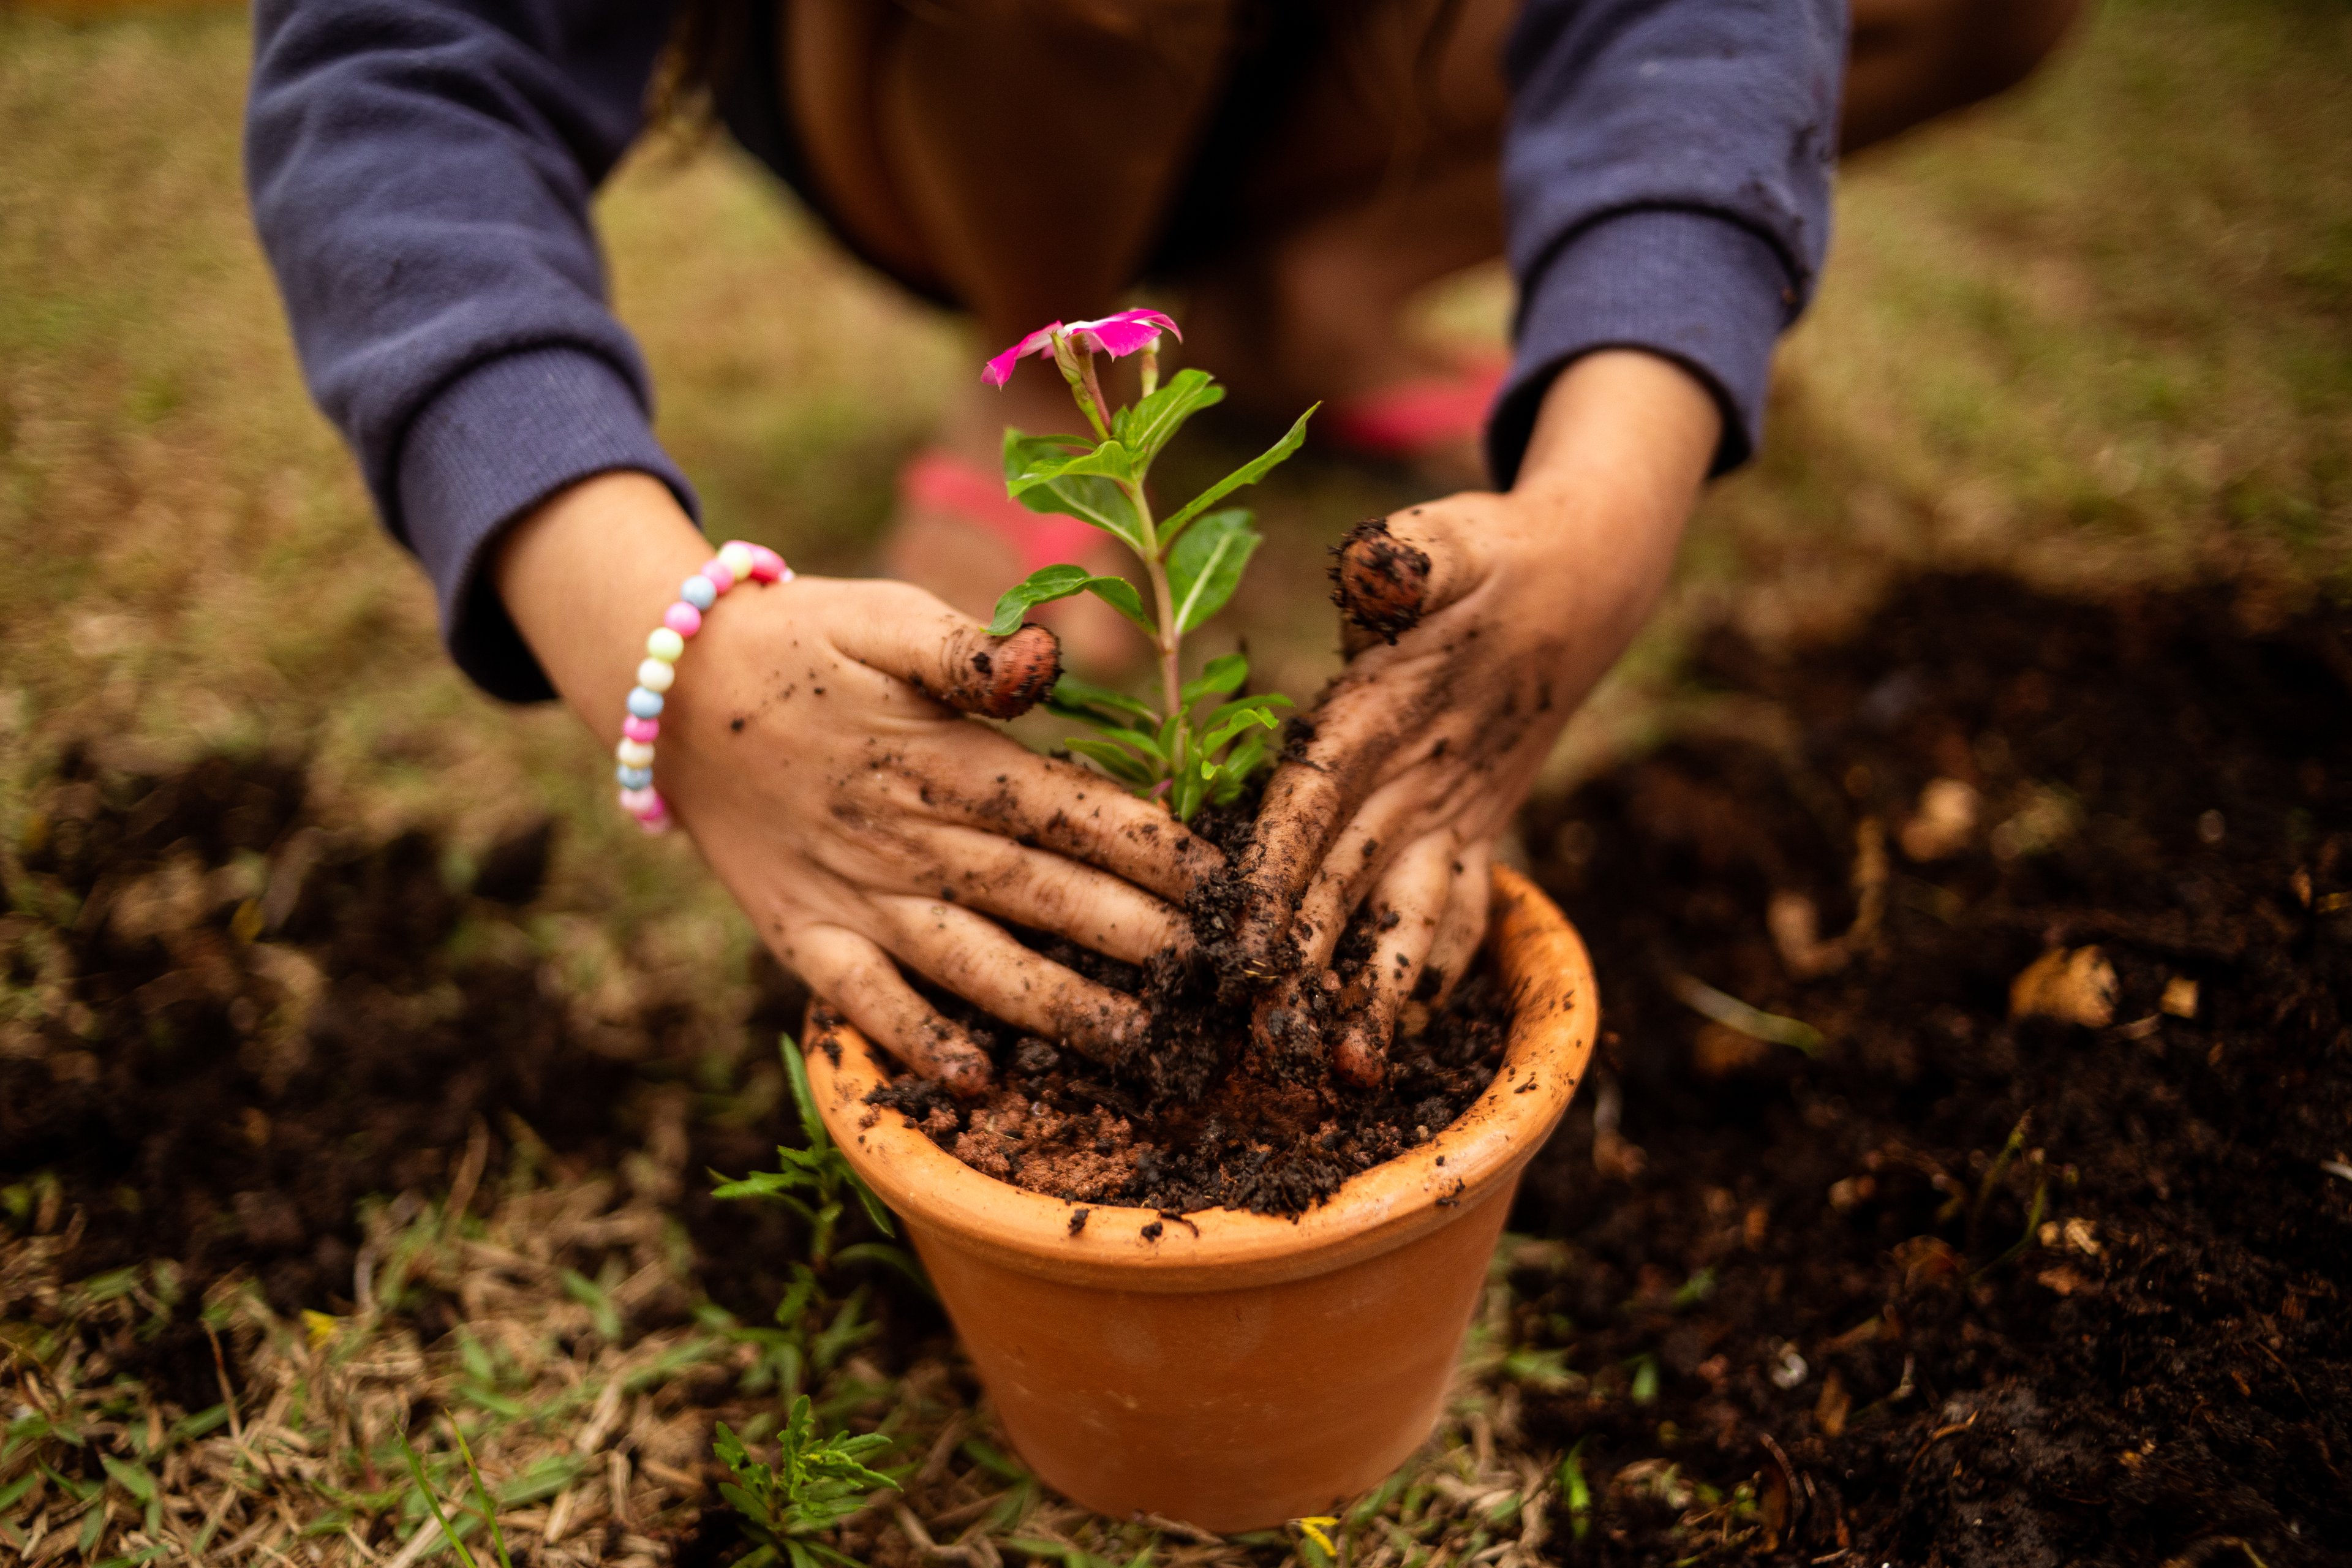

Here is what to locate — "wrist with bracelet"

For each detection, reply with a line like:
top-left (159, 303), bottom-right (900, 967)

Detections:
top-left (614, 538), bottom-right (791, 832)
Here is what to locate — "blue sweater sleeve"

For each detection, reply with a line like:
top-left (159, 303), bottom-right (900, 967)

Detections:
top-left (245, 0), bottom-right (696, 701)
top-left (1487, 0), bottom-right (1847, 485)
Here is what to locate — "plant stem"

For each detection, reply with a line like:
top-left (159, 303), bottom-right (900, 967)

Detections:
top-left (1144, 553), bottom-right (1183, 756)
top-left (1052, 333), bottom-right (1111, 442)
top-left (1121, 478), bottom-right (1186, 785)
top-left (1079, 355), bottom-right (1116, 441)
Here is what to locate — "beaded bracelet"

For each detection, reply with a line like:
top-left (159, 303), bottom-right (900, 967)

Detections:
top-left (616, 539), bottom-right (790, 833)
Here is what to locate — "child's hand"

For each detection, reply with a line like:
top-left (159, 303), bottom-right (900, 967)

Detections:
top-left (500, 475), bottom-right (1221, 1095)
top-left (1231, 352), bottom-right (1721, 1082)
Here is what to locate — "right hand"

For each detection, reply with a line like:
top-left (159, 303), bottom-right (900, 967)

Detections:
top-left (498, 474), bottom-right (1222, 1095)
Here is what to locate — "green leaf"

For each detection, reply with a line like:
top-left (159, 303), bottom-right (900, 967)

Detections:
top-left (100, 1455), bottom-right (154, 1502)
top-left (987, 565), bottom-right (1151, 637)
top-left (782, 1033), bottom-right (826, 1148)
top-left (1169, 763), bottom-right (1208, 824)
top-left (1159, 403), bottom-right (1316, 542)
top-left (988, 564), bottom-right (1084, 635)
top-left (1009, 439), bottom-right (1137, 491)
top-left (1062, 738), bottom-right (1159, 789)
top-left (1199, 705), bottom-right (1282, 757)
top-left (1110, 369), bottom-right (1224, 466)
top-left (1181, 652), bottom-right (1249, 708)
top-left (1201, 693), bottom-right (1292, 734)
top-left (709, 1169), bottom-right (817, 1205)
top-left (448, 1420), bottom-right (516, 1568)
top-left (1166, 509), bottom-right (1262, 633)
top-left (960, 1437), bottom-right (1031, 1481)
top-left (165, 1406), bottom-right (230, 1447)
top-left (1091, 723), bottom-right (1167, 762)
top-left (832, 1241), bottom-right (932, 1299)
top-left (1047, 674), bottom-right (1157, 725)
top-left (1208, 733), bottom-right (1268, 805)
top-left (396, 1428), bottom-right (481, 1568)
top-left (559, 1268), bottom-right (622, 1341)
top-left (1003, 432), bottom-right (1147, 553)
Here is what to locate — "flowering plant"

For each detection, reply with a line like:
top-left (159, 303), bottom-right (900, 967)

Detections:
top-left (984, 309), bottom-right (1314, 821)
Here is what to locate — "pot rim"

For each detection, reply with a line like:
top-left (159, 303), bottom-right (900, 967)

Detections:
top-left (804, 865), bottom-right (1596, 1292)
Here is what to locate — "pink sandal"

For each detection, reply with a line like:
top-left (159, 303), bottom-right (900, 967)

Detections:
top-left (898, 448), bottom-right (1104, 575)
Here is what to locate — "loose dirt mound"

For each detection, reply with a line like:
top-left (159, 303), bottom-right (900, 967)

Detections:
top-left (1512, 574), bottom-right (2349, 1564)
top-left (0, 750), bottom-right (818, 1332)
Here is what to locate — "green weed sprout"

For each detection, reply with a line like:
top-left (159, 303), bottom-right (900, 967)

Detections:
top-left (393, 1419), bottom-right (513, 1568)
top-left (712, 1035), bottom-right (899, 1272)
top-left (981, 311), bottom-right (1311, 821)
top-left (713, 1396), bottom-right (898, 1568)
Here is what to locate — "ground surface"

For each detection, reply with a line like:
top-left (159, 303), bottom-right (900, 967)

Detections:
top-left (4, 1), bottom-right (2351, 1564)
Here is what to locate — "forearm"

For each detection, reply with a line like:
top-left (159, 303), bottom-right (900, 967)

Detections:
top-left (493, 472), bottom-right (713, 745)
top-left (1505, 349), bottom-right (1721, 685)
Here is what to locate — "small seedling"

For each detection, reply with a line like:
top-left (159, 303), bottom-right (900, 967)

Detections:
top-left (1558, 1440), bottom-right (1593, 1542)
top-left (392, 1420), bottom-right (513, 1568)
top-left (713, 1036), bottom-right (899, 1272)
top-left (713, 1395), bottom-right (898, 1568)
top-left (982, 312), bottom-right (1310, 821)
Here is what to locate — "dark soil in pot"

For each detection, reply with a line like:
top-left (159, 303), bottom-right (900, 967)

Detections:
top-left (864, 779), bottom-right (1517, 1215)
top-left (861, 956), bottom-right (1510, 1215)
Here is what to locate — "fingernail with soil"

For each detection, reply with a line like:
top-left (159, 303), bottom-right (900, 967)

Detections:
top-left (1333, 1024), bottom-right (1389, 1088)
top-left (1063, 993), bottom-right (1151, 1066)
top-left (1332, 518), bottom-right (1431, 645)
top-left (952, 625), bottom-right (1061, 719)
top-left (938, 1044), bottom-right (994, 1099)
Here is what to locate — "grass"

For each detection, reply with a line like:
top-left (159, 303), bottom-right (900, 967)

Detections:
top-left (0, 0), bottom-right (2348, 1562)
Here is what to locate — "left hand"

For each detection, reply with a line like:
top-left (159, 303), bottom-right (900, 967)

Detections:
top-left (1230, 351), bottom-right (1722, 1082)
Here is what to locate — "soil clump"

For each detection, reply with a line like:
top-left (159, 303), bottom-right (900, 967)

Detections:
top-left (0, 748), bottom-right (836, 1366)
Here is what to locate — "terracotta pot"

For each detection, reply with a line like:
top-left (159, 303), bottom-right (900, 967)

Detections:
top-left (804, 866), bottom-right (1597, 1531)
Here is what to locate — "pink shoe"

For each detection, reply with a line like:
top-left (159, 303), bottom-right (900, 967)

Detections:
top-left (897, 449), bottom-right (1102, 576)
top-left (1324, 356), bottom-right (1507, 467)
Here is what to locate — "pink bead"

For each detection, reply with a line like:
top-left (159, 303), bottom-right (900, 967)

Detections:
top-left (636, 798), bottom-right (671, 834)
top-left (663, 601), bottom-right (703, 637)
top-left (700, 559), bottom-right (734, 594)
top-left (622, 716), bottom-right (660, 744)
top-left (618, 785), bottom-right (660, 815)
top-left (747, 545), bottom-right (786, 583)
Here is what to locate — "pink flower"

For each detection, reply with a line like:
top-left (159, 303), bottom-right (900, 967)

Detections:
top-left (982, 309), bottom-right (1180, 386)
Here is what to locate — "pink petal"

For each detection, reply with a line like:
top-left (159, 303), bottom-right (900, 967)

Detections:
top-left (982, 322), bottom-right (1062, 386)
top-left (1066, 308), bottom-right (1182, 360)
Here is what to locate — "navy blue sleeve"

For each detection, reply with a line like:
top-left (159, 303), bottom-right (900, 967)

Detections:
top-left (1486, 0), bottom-right (1847, 485)
top-left (245, 0), bottom-right (696, 701)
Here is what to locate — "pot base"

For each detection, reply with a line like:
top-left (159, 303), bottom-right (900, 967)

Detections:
top-left (911, 1172), bottom-right (1521, 1529)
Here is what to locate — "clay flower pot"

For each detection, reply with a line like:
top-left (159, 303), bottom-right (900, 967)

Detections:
top-left (804, 867), bottom-right (1597, 1531)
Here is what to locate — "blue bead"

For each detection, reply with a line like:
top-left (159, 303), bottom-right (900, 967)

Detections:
top-left (616, 764), bottom-right (653, 790)
top-left (679, 576), bottom-right (718, 611)
top-left (626, 687), bottom-right (665, 719)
